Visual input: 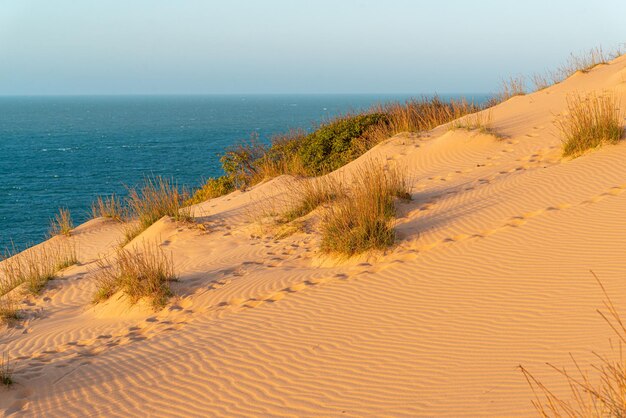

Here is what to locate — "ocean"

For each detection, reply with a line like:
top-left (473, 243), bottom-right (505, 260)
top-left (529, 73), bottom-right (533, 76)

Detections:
top-left (0, 94), bottom-right (486, 251)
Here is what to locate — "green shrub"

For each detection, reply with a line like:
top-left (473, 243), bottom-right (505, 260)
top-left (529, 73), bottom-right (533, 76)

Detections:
top-left (255, 129), bottom-right (307, 179)
top-left (219, 134), bottom-right (266, 189)
top-left (298, 113), bottom-right (387, 175)
top-left (188, 176), bottom-right (235, 204)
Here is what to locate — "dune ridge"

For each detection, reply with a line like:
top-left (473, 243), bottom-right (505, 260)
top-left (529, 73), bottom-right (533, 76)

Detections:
top-left (2, 54), bottom-right (626, 416)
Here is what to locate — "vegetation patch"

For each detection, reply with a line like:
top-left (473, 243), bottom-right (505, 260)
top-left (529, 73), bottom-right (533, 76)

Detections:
top-left (189, 97), bottom-right (479, 205)
top-left (49, 208), bottom-right (73, 237)
top-left (0, 296), bottom-right (20, 325)
top-left (297, 113), bottom-right (387, 175)
top-left (557, 93), bottom-right (623, 157)
top-left (450, 110), bottom-right (504, 139)
top-left (93, 241), bottom-right (176, 310)
top-left (0, 353), bottom-right (12, 387)
top-left (188, 176), bottom-right (235, 205)
top-left (279, 177), bottom-right (343, 224)
top-left (123, 176), bottom-right (192, 243)
top-left (91, 194), bottom-right (124, 220)
top-left (530, 46), bottom-right (624, 92)
top-left (320, 162), bottom-right (410, 256)
top-left (0, 240), bottom-right (78, 296)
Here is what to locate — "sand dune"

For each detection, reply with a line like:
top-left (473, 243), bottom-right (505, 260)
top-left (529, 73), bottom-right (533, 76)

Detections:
top-left (2, 55), bottom-right (626, 416)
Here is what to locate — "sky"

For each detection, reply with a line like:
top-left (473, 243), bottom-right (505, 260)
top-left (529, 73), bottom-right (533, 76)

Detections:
top-left (1, 0), bottom-right (625, 95)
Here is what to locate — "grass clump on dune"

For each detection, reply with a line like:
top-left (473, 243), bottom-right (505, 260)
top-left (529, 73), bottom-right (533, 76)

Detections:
top-left (49, 208), bottom-right (73, 237)
top-left (91, 194), bottom-right (124, 220)
top-left (498, 76), bottom-right (526, 101)
top-left (0, 296), bottom-right (20, 325)
top-left (279, 177), bottom-right (343, 224)
top-left (123, 176), bottom-right (192, 243)
top-left (530, 46), bottom-right (624, 92)
top-left (93, 241), bottom-right (176, 309)
top-left (450, 110), bottom-right (503, 138)
top-left (1, 353), bottom-right (12, 387)
top-left (561, 46), bottom-right (612, 76)
top-left (520, 273), bottom-right (626, 417)
top-left (0, 241), bottom-right (78, 296)
top-left (557, 93), bottom-right (623, 157)
top-left (320, 162), bottom-right (410, 256)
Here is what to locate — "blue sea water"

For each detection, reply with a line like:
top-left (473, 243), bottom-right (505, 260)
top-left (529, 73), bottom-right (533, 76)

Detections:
top-left (0, 94), bottom-right (486, 251)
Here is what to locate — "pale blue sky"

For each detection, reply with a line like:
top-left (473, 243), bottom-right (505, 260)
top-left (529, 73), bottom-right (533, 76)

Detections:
top-left (1, 0), bottom-right (624, 95)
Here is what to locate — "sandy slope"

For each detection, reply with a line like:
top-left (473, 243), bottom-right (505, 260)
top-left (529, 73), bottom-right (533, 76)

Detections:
top-left (2, 55), bottom-right (626, 417)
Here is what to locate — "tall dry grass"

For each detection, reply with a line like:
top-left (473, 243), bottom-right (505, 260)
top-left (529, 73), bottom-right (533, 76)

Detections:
top-left (520, 273), bottom-right (626, 417)
top-left (92, 240), bottom-right (176, 309)
top-left (49, 208), bottom-right (73, 237)
top-left (531, 72), bottom-right (553, 91)
top-left (363, 97), bottom-right (481, 149)
top-left (123, 176), bottom-right (192, 243)
top-left (450, 110), bottom-right (503, 138)
top-left (498, 76), bottom-right (526, 101)
top-left (561, 47), bottom-right (611, 76)
top-left (556, 93), bottom-right (623, 157)
top-left (91, 194), bottom-right (124, 220)
top-left (279, 176), bottom-right (344, 224)
top-left (0, 352), bottom-right (12, 387)
top-left (0, 240), bottom-right (77, 296)
top-left (0, 295), bottom-right (20, 325)
top-left (320, 162), bottom-right (410, 256)
top-left (530, 46), bottom-right (624, 93)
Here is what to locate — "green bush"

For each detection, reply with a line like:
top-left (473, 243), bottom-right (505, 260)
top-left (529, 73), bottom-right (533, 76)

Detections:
top-left (297, 113), bottom-right (387, 175)
top-left (219, 134), bottom-right (266, 189)
top-left (188, 176), bottom-right (235, 204)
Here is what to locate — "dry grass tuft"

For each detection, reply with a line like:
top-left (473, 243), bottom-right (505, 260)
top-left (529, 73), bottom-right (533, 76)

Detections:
top-left (279, 177), bottom-right (344, 224)
top-left (498, 76), bottom-right (526, 101)
top-left (530, 46), bottom-right (623, 92)
top-left (531, 73), bottom-right (553, 91)
top-left (0, 240), bottom-right (78, 296)
top-left (556, 92), bottom-right (623, 157)
top-left (0, 296), bottom-right (20, 325)
top-left (450, 110), bottom-right (503, 138)
top-left (0, 352), bottom-right (12, 387)
top-left (91, 194), bottom-right (124, 220)
top-left (123, 176), bottom-right (192, 243)
top-left (49, 208), bottom-right (73, 237)
top-left (320, 162), bottom-right (410, 256)
top-left (92, 241), bottom-right (176, 309)
top-left (363, 97), bottom-right (481, 150)
top-left (520, 272), bottom-right (626, 417)
top-left (561, 47), bottom-right (610, 76)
